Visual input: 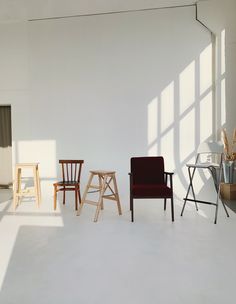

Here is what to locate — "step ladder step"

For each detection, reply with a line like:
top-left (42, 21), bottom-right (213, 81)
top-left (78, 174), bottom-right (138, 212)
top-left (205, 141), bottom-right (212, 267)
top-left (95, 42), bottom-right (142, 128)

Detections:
top-left (84, 200), bottom-right (99, 206)
top-left (89, 185), bottom-right (101, 189)
top-left (102, 195), bottom-right (117, 201)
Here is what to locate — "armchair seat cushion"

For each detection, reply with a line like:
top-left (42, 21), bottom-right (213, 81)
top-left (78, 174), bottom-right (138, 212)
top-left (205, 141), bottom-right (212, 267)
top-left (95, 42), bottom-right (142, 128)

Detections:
top-left (132, 184), bottom-right (172, 198)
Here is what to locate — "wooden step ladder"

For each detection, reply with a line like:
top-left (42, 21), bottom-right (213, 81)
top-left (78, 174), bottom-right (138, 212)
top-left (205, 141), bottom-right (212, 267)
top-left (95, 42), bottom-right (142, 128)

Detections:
top-left (77, 170), bottom-right (122, 222)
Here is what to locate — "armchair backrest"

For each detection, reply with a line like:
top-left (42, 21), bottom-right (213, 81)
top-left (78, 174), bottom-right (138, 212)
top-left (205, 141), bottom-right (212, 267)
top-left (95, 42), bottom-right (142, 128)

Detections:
top-left (131, 157), bottom-right (164, 185)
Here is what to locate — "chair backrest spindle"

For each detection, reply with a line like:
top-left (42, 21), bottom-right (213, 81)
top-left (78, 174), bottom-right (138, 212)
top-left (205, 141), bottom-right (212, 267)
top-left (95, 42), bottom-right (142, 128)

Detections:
top-left (59, 160), bottom-right (84, 182)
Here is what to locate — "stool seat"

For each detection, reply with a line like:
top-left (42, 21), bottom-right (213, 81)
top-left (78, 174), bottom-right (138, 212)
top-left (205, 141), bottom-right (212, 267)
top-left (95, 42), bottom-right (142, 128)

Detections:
top-left (15, 163), bottom-right (39, 167)
top-left (77, 170), bottom-right (122, 222)
top-left (90, 170), bottom-right (116, 175)
top-left (13, 163), bottom-right (41, 210)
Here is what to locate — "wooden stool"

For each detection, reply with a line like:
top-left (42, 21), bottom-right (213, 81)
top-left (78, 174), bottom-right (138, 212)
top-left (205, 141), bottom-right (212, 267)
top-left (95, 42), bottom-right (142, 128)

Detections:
top-left (13, 163), bottom-right (41, 210)
top-left (77, 170), bottom-right (122, 222)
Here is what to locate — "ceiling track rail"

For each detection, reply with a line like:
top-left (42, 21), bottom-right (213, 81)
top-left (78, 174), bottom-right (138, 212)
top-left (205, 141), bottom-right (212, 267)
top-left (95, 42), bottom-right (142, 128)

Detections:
top-left (28, 4), bottom-right (195, 22)
top-left (195, 2), bottom-right (213, 34)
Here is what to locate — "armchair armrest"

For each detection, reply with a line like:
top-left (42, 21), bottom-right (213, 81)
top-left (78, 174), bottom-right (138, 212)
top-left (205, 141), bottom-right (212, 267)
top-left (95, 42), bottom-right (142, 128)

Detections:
top-left (164, 172), bottom-right (174, 189)
top-left (128, 173), bottom-right (133, 181)
top-left (129, 172), bottom-right (134, 193)
top-left (164, 171), bottom-right (174, 176)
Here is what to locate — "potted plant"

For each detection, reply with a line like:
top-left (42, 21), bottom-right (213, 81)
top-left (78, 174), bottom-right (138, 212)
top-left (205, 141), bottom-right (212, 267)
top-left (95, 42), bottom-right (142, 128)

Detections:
top-left (221, 128), bottom-right (236, 183)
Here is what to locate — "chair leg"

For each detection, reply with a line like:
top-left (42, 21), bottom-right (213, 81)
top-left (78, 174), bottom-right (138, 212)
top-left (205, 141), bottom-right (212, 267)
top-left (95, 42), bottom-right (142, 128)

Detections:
top-left (78, 189), bottom-right (82, 205)
top-left (180, 199), bottom-right (187, 216)
top-left (53, 185), bottom-right (57, 210)
top-left (171, 197), bottom-right (174, 222)
top-left (188, 167), bottom-right (198, 211)
top-left (130, 196), bottom-right (134, 222)
top-left (63, 187), bottom-right (66, 204)
top-left (221, 200), bottom-right (229, 217)
top-left (181, 167), bottom-right (197, 216)
top-left (214, 195), bottom-right (219, 224)
top-left (164, 199), bottom-right (167, 211)
top-left (75, 186), bottom-right (78, 211)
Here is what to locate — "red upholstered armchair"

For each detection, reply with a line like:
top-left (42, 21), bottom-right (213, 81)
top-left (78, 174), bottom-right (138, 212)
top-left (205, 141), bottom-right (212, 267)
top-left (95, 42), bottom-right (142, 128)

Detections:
top-left (129, 157), bottom-right (174, 222)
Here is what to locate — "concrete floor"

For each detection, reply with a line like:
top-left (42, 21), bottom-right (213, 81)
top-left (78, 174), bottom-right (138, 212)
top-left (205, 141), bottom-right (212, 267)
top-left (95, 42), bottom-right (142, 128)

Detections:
top-left (0, 186), bottom-right (236, 304)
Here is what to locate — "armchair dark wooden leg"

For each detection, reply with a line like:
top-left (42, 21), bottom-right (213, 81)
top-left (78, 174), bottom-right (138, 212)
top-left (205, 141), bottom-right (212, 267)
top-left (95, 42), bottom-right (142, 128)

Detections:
top-left (164, 199), bottom-right (167, 211)
top-left (171, 197), bottom-right (174, 222)
top-left (130, 196), bottom-right (134, 222)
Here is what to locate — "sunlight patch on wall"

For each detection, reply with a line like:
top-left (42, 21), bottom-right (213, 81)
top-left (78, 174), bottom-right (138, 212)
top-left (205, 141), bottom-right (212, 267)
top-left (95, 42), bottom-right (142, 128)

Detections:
top-left (200, 44), bottom-right (212, 95)
top-left (179, 109), bottom-right (195, 163)
top-left (200, 91), bottom-right (213, 142)
top-left (221, 29), bottom-right (226, 75)
top-left (220, 29), bottom-right (226, 126)
top-left (16, 140), bottom-right (57, 178)
top-left (179, 61), bottom-right (195, 114)
top-left (161, 82), bottom-right (174, 132)
top-left (221, 79), bottom-right (226, 125)
top-left (146, 43), bottom-right (214, 199)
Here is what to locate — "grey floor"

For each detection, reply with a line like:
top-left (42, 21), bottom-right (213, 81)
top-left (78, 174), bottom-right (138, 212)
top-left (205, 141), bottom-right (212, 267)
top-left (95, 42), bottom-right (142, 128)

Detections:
top-left (0, 187), bottom-right (236, 304)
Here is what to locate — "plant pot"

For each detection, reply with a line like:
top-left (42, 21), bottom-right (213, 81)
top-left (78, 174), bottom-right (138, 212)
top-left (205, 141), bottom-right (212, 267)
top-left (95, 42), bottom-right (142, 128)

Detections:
top-left (223, 160), bottom-right (235, 183)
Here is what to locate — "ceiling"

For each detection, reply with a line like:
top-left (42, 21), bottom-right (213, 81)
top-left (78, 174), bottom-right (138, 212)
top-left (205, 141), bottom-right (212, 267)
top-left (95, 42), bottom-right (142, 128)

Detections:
top-left (0, 0), bottom-right (206, 22)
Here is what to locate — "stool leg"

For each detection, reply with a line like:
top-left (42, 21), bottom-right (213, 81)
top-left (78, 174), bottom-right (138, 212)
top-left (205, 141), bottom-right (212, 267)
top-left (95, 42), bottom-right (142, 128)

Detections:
top-left (13, 168), bottom-right (19, 210)
top-left (99, 175), bottom-right (104, 210)
top-left (17, 168), bottom-right (22, 205)
top-left (94, 175), bottom-right (106, 222)
top-left (33, 166), bottom-right (40, 208)
top-left (77, 173), bottom-right (94, 216)
top-left (36, 165), bottom-right (41, 204)
top-left (54, 184), bottom-right (57, 210)
top-left (112, 174), bottom-right (122, 215)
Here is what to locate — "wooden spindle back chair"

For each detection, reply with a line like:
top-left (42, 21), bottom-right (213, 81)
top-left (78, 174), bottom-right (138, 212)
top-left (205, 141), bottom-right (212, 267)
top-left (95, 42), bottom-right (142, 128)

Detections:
top-left (53, 160), bottom-right (84, 211)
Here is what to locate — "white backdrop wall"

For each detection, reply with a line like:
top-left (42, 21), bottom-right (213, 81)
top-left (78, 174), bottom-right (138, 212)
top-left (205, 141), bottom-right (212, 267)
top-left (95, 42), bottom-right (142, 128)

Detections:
top-left (0, 6), bottom-right (214, 205)
top-left (198, 0), bottom-right (236, 136)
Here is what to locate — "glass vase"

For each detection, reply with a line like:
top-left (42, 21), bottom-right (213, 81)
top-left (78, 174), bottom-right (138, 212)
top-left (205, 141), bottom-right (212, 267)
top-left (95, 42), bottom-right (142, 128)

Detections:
top-left (223, 160), bottom-right (235, 183)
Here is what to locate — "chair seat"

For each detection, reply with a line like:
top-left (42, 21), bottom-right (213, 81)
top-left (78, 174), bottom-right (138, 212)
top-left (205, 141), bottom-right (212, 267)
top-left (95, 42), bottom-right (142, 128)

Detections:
top-left (186, 162), bottom-right (219, 169)
top-left (55, 181), bottom-right (79, 186)
top-left (132, 184), bottom-right (172, 198)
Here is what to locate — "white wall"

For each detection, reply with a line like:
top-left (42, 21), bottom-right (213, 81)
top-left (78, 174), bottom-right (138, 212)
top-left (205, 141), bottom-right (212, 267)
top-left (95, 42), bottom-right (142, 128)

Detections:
top-left (0, 5), bottom-right (215, 204)
top-left (198, 0), bottom-right (236, 137)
